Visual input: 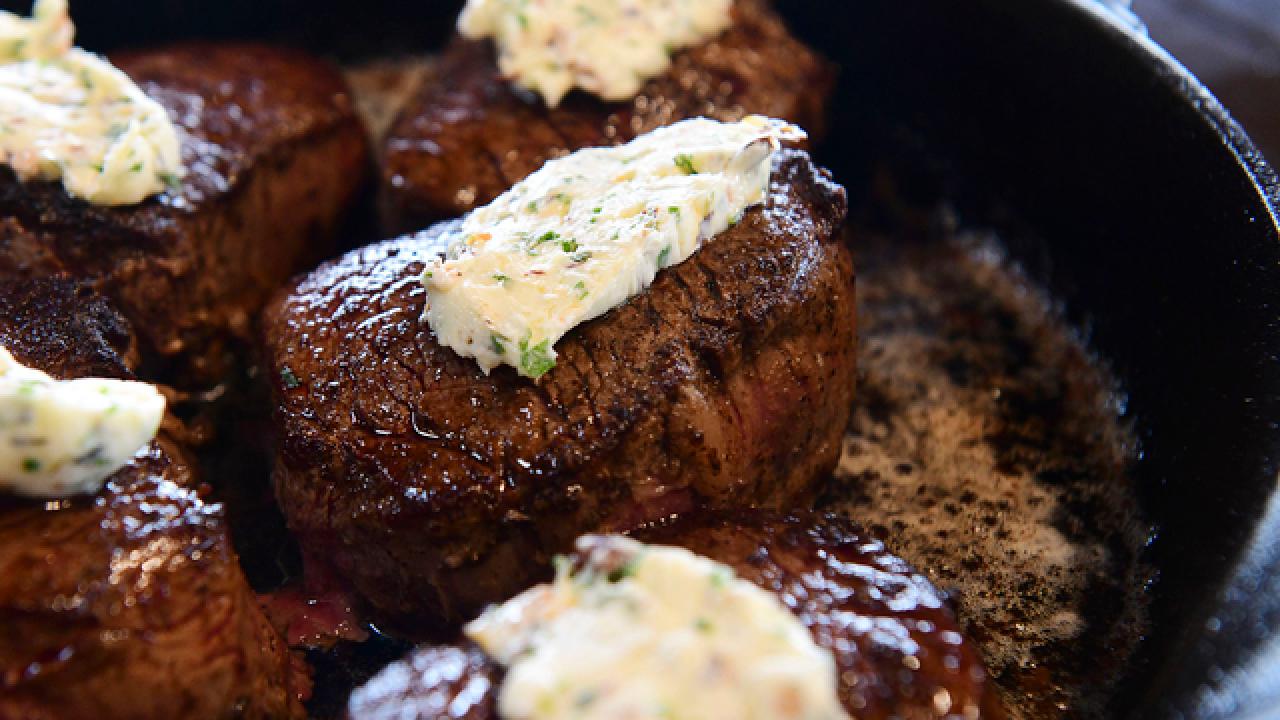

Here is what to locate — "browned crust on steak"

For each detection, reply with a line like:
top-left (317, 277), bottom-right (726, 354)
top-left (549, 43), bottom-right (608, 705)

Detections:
top-left (380, 0), bottom-right (834, 232)
top-left (263, 149), bottom-right (855, 632)
top-left (347, 512), bottom-right (1003, 720)
top-left (0, 277), bottom-right (307, 719)
top-left (0, 44), bottom-right (370, 387)
top-left (0, 275), bottom-right (140, 381)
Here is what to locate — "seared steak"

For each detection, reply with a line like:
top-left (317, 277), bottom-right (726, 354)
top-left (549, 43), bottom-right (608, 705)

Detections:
top-left (347, 512), bottom-right (1002, 720)
top-left (380, 0), bottom-right (834, 232)
top-left (263, 149), bottom-right (855, 632)
top-left (0, 44), bottom-right (369, 387)
top-left (0, 277), bottom-right (306, 719)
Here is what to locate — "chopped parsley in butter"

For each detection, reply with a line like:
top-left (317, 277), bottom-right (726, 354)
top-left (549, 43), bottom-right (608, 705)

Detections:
top-left (0, 346), bottom-right (165, 498)
top-left (422, 115), bottom-right (805, 379)
top-left (466, 535), bottom-right (850, 720)
top-left (458, 0), bottom-right (733, 107)
top-left (0, 0), bottom-right (184, 205)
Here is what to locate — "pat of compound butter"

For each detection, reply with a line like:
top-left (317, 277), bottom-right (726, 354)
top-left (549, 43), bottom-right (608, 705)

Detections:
top-left (0, 0), bottom-right (185, 206)
top-left (0, 346), bottom-right (165, 498)
top-left (458, 0), bottom-right (733, 107)
top-left (466, 535), bottom-right (850, 720)
top-left (422, 115), bottom-right (805, 379)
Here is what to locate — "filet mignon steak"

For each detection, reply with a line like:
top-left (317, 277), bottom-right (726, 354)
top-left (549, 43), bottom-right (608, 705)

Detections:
top-left (0, 277), bottom-right (306, 719)
top-left (263, 148), bottom-right (856, 632)
top-left (346, 512), bottom-right (1002, 719)
top-left (0, 43), bottom-right (369, 388)
top-left (379, 0), bottom-right (834, 232)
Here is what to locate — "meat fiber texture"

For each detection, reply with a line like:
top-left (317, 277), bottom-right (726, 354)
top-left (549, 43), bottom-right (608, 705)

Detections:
top-left (0, 277), bottom-right (306, 719)
top-left (379, 0), bottom-right (835, 233)
top-left (263, 149), bottom-right (857, 633)
top-left (347, 512), bottom-right (1004, 720)
top-left (0, 44), bottom-right (370, 388)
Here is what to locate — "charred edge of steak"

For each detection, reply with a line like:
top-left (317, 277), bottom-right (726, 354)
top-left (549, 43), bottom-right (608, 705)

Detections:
top-left (0, 276), bottom-right (308, 719)
top-left (346, 511), bottom-right (1003, 720)
top-left (264, 148), bottom-right (855, 632)
top-left (379, 0), bottom-right (836, 231)
top-left (0, 43), bottom-right (371, 390)
top-left (0, 274), bottom-right (139, 381)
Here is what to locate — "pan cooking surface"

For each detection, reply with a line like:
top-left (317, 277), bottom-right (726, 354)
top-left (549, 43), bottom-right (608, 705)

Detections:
top-left (825, 219), bottom-right (1151, 718)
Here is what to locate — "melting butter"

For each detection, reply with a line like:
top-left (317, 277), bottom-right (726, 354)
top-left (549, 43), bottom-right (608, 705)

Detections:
top-left (422, 115), bottom-right (805, 379)
top-left (0, 346), bottom-right (165, 498)
top-left (0, 0), bottom-right (184, 205)
top-left (466, 535), bottom-right (850, 720)
top-left (458, 0), bottom-right (733, 107)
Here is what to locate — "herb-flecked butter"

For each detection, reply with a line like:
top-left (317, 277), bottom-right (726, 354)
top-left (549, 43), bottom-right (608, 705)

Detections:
top-left (0, 0), bottom-right (185, 206)
top-left (421, 115), bottom-right (805, 379)
top-left (0, 346), bottom-right (165, 498)
top-left (458, 0), bottom-right (733, 107)
top-left (466, 535), bottom-right (850, 720)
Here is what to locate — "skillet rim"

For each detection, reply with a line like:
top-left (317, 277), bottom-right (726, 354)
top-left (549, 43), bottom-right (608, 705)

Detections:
top-left (1062, 0), bottom-right (1280, 230)
top-left (1010, 1), bottom-right (1280, 715)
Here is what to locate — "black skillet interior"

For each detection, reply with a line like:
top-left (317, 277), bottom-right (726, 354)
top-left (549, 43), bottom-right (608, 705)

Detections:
top-left (12, 0), bottom-right (1279, 716)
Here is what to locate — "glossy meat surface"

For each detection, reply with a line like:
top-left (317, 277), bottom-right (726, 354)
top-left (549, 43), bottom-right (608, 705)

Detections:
top-left (380, 0), bottom-right (834, 232)
top-left (0, 277), bottom-right (306, 719)
top-left (348, 512), bottom-right (1002, 719)
top-left (263, 149), bottom-right (856, 632)
top-left (348, 644), bottom-right (498, 720)
top-left (0, 44), bottom-right (369, 386)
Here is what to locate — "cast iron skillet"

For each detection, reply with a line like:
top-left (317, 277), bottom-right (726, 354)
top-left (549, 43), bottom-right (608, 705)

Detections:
top-left (13, 0), bottom-right (1279, 717)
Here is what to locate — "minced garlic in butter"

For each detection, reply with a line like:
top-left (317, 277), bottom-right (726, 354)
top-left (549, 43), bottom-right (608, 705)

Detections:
top-left (466, 535), bottom-right (850, 720)
top-left (0, 0), bottom-right (184, 205)
top-left (458, 0), bottom-right (733, 107)
top-left (0, 346), bottom-right (165, 498)
top-left (422, 115), bottom-right (804, 379)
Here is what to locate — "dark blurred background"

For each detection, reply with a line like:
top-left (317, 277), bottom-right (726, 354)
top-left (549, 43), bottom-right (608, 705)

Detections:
top-left (1140, 0), bottom-right (1280, 163)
